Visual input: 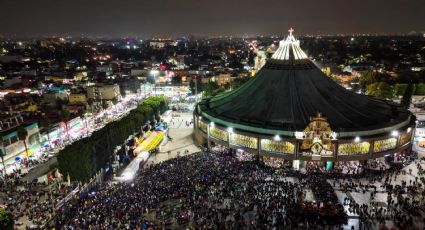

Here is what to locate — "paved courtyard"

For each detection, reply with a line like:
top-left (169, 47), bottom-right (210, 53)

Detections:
top-left (146, 111), bottom-right (200, 166)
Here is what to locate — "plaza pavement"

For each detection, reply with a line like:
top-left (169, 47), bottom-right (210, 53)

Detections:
top-left (145, 111), bottom-right (200, 166)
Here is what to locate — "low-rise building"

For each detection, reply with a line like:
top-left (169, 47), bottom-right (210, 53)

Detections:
top-left (43, 91), bottom-right (69, 106)
top-left (87, 84), bottom-right (121, 101)
top-left (1, 122), bottom-right (42, 161)
top-left (69, 94), bottom-right (87, 105)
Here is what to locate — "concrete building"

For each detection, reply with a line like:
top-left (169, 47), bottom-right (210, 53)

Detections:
top-left (87, 84), bottom-right (121, 101)
top-left (69, 94), bottom-right (87, 105)
top-left (42, 91), bottom-right (69, 106)
top-left (1, 122), bottom-right (42, 161)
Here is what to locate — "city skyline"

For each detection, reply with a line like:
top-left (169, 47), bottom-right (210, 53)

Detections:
top-left (0, 0), bottom-right (424, 38)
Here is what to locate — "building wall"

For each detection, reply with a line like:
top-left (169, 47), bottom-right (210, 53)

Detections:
top-left (69, 94), bottom-right (87, 105)
top-left (3, 76), bottom-right (22, 88)
top-left (193, 115), bottom-right (414, 162)
top-left (43, 92), bottom-right (69, 106)
top-left (130, 69), bottom-right (146, 76)
top-left (1, 123), bottom-right (41, 160)
top-left (87, 84), bottom-right (121, 100)
top-left (215, 74), bottom-right (231, 86)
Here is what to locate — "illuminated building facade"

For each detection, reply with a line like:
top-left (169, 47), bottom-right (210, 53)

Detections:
top-left (194, 28), bottom-right (415, 164)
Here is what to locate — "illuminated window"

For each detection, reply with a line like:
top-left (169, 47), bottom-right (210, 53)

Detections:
top-left (230, 133), bottom-right (257, 149)
top-left (198, 120), bottom-right (208, 133)
top-left (210, 126), bottom-right (228, 141)
top-left (399, 132), bottom-right (412, 146)
top-left (373, 138), bottom-right (397, 153)
top-left (338, 142), bottom-right (370, 156)
top-left (261, 139), bottom-right (295, 154)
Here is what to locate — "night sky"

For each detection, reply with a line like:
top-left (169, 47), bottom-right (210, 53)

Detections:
top-left (0, 0), bottom-right (424, 37)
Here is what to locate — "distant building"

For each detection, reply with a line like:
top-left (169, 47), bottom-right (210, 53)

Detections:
top-left (0, 55), bottom-right (20, 63)
top-left (0, 112), bottom-right (24, 133)
top-left (130, 69), bottom-right (147, 77)
top-left (118, 77), bottom-right (142, 95)
top-left (38, 38), bottom-right (64, 48)
top-left (96, 65), bottom-right (113, 75)
top-left (1, 122), bottom-right (41, 161)
top-left (43, 91), bottom-right (69, 106)
top-left (87, 84), bottom-right (121, 101)
top-left (149, 37), bottom-right (173, 49)
top-left (3, 76), bottom-right (22, 88)
top-left (69, 94), bottom-right (87, 105)
top-left (214, 73), bottom-right (232, 86)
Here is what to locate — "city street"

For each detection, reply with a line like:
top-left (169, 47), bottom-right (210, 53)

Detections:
top-left (0, 92), bottom-right (148, 180)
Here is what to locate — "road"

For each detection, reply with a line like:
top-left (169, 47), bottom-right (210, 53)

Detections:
top-left (0, 93), bottom-right (145, 180)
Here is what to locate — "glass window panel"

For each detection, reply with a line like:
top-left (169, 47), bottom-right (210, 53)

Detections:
top-left (373, 138), bottom-right (397, 153)
top-left (261, 139), bottom-right (295, 154)
top-left (230, 133), bottom-right (257, 149)
top-left (338, 142), bottom-right (370, 156)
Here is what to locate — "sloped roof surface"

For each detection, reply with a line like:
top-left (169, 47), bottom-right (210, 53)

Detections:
top-left (199, 59), bottom-right (411, 133)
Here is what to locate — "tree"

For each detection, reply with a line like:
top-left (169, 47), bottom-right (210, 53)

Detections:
top-left (0, 137), bottom-right (6, 182)
top-left (120, 90), bottom-right (127, 99)
top-left (0, 209), bottom-right (13, 230)
top-left (87, 98), bottom-right (95, 112)
top-left (57, 96), bottom-right (168, 182)
top-left (415, 83), bottom-right (425, 95)
top-left (189, 77), bottom-right (203, 95)
top-left (171, 75), bottom-right (182, 85)
top-left (248, 50), bottom-right (255, 66)
top-left (204, 80), bottom-right (220, 96)
top-left (401, 84), bottom-right (414, 108)
top-left (394, 84), bottom-right (408, 96)
top-left (359, 71), bottom-right (392, 89)
top-left (231, 76), bottom-right (251, 90)
top-left (111, 97), bottom-right (118, 105)
top-left (39, 117), bottom-right (52, 148)
top-left (366, 82), bottom-right (393, 99)
top-left (17, 127), bottom-right (29, 157)
top-left (377, 82), bottom-right (394, 99)
top-left (78, 109), bottom-right (89, 136)
top-left (189, 79), bottom-right (195, 94)
top-left (59, 109), bottom-right (71, 141)
top-left (102, 100), bottom-right (109, 110)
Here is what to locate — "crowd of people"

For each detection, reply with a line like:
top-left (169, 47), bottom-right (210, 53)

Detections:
top-left (54, 151), bottom-right (352, 229)
top-left (331, 158), bottom-right (425, 229)
top-left (0, 176), bottom-right (77, 229)
top-left (1, 145), bottom-right (423, 229)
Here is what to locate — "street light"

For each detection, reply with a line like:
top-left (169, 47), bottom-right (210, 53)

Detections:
top-left (354, 136), bottom-right (360, 143)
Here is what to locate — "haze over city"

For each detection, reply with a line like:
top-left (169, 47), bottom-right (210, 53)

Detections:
top-left (0, 0), bottom-right (425, 37)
